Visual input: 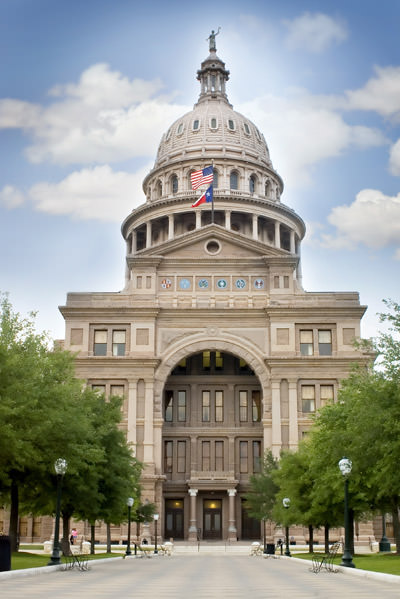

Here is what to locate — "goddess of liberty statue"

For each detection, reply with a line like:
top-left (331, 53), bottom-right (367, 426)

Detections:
top-left (207, 27), bottom-right (221, 51)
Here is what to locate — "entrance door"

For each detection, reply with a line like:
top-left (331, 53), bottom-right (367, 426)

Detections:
top-left (165, 499), bottom-right (184, 539)
top-left (203, 499), bottom-right (222, 540)
top-left (241, 501), bottom-right (261, 539)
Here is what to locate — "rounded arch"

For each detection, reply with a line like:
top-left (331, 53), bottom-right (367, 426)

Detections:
top-left (154, 335), bottom-right (270, 410)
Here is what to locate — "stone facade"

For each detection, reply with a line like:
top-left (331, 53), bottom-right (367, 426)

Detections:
top-left (52, 43), bottom-right (373, 544)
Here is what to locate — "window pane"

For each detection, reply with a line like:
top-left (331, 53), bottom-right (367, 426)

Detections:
top-left (202, 391), bottom-right (210, 422)
top-left (203, 351), bottom-right (211, 370)
top-left (178, 390), bottom-right (186, 422)
top-left (239, 391), bottom-right (248, 422)
top-left (302, 399), bottom-right (315, 413)
top-left (112, 330), bottom-right (126, 356)
top-left (164, 441), bottom-right (173, 473)
top-left (230, 172), bottom-right (238, 190)
top-left (320, 385), bottom-right (334, 407)
top-left (215, 390), bottom-right (224, 422)
top-left (228, 119), bottom-right (235, 130)
top-left (202, 441), bottom-right (210, 471)
top-left (94, 330), bottom-right (107, 356)
top-left (165, 390), bottom-right (173, 422)
top-left (110, 385), bottom-right (124, 397)
top-left (319, 330), bottom-right (332, 355)
top-left (193, 119), bottom-right (199, 130)
top-left (253, 441), bottom-right (261, 473)
top-left (215, 441), bottom-right (224, 470)
top-left (92, 385), bottom-right (106, 395)
top-left (252, 391), bottom-right (261, 422)
top-left (240, 441), bottom-right (248, 473)
top-left (300, 330), bottom-right (313, 356)
top-left (177, 441), bottom-right (186, 473)
top-left (301, 385), bottom-right (315, 413)
top-left (213, 170), bottom-right (218, 188)
top-left (249, 176), bottom-right (255, 193)
top-left (215, 351), bottom-right (223, 370)
top-left (210, 117), bottom-right (217, 128)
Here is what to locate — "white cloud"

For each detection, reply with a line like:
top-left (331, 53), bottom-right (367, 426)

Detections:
top-left (389, 139), bottom-right (400, 175)
top-left (321, 189), bottom-right (400, 251)
top-left (238, 93), bottom-right (386, 187)
top-left (283, 12), bottom-right (348, 53)
top-left (6, 164), bottom-right (151, 223)
top-left (345, 66), bottom-right (400, 120)
top-left (0, 185), bottom-right (25, 208)
top-left (0, 63), bottom-right (188, 165)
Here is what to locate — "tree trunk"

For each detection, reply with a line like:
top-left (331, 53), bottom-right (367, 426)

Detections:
top-left (136, 520), bottom-right (140, 543)
top-left (324, 524), bottom-right (330, 553)
top-left (90, 523), bottom-right (95, 554)
top-left (392, 505), bottom-right (400, 554)
top-left (106, 523), bottom-right (111, 553)
top-left (9, 477), bottom-right (19, 553)
top-left (62, 513), bottom-right (71, 543)
top-left (308, 525), bottom-right (314, 553)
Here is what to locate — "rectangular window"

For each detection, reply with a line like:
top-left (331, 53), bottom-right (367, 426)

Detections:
top-left (300, 330), bottom-right (313, 356)
top-left (110, 385), bottom-right (124, 397)
top-left (92, 384), bottom-right (106, 395)
top-left (240, 441), bottom-right (248, 473)
top-left (215, 391), bottom-right (224, 422)
top-left (177, 441), bottom-right (186, 473)
top-left (215, 441), bottom-right (224, 471)
top-left (283, 275), bottom-right (289, 288)
top-left (301, 385), bottom-right (315, 413)
top-left (112, 330), bottom-right (126, 356)
top-left (252, 391), bottom-right (261, 422)
top-left (318, 330), bottom-right (332, 355)
top-left (94, 330), bottom-right (107, 356)
top-left (274, 275), bottom-right (280, 289)
top-left (164, 441), bottom-right (173, 473)
top-left (253, 441), bottom-right (261, 473)
top-left (320, 384), bottom-right (334, 407)
top-left (202, 351), bottom-right (211, 370)
top-left (202, 391), bottom-right (210, 422)
top-left (239, 391), bottom-right (248, 422)
top-left (202, 441), bottom-right (210, 471)
top-left (215, 351), bottom-right (223, 370)
top-left (178, 391), bottom-right (186, 422)
top-left (165, 390), bottom-right (173, 422)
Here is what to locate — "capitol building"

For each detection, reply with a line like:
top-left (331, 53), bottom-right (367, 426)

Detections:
top-left (54, 37), bottom-right (373, 544)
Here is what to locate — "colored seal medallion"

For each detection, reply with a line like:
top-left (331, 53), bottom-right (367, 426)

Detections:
top-left (198, 279), bottom-right (209, 288)
top-left (179, 278), bottom-right (191, 290)
top-left (235, 278), bottom-right (246, 289)
top-left (254, 278), bottom-right (264, 289)
top-left (217, 278), bottom-right (227, 289)
top-left (161, 278), bottom-right (172, 289)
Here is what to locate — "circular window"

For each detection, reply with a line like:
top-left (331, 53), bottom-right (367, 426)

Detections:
top-left (205, 240), bottom-right (221, 255)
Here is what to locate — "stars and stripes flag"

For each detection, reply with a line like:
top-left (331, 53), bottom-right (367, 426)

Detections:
top-left (190, 166), bottom-right (213, 190)
top-left (192, 185), bottom-right (213, 208)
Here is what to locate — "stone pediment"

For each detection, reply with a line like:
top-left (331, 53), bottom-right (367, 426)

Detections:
top-left (135, 224), bottom-right (290, 261)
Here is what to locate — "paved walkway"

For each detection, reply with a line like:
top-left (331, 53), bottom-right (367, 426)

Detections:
top-left (1, 554), bottom-right (399, 598)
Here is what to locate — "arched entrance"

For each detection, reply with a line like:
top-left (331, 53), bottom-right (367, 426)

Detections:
top-left (160, 350), bottom-right (265, 541)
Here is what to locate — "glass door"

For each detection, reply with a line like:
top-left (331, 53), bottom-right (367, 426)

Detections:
top-left (203, 499), bottom-right (222, 540)
top-left (165, 499), bottom-right (184, 539)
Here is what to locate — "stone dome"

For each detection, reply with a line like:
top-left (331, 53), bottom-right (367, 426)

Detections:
top-left (143, 48), bottom-right (283, 201)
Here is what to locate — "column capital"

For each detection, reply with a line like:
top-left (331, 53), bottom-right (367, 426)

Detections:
top-left (227, 489), bottom-right (237, 497)
top-left (189, 488), bottom-right (198, 497)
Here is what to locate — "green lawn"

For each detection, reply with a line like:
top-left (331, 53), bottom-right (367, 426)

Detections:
top-left (295, 552), bottom-right (400, 576)
top-left (10, 551), bottom-right (124, 571)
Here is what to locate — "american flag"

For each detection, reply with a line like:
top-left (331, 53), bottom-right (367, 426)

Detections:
top-left (190, 166), bottom-right (213, 190)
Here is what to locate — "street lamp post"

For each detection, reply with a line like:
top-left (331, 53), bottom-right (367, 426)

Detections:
top-left (48, 458), bottom-right (67, 566)
top-left (154, 513), bottom-right (159, 554)
top-left (282, 497), bottom-right (291, 557)
top-left (338, 457), bottom-right (355, 568)
top-left (379, 513), bottom-right (391, 552)
top-left (126, 497), bottom-right (134, 556)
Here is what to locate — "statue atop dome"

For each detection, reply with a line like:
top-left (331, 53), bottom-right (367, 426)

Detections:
top-left (207, 27), bottom-right (221, 52)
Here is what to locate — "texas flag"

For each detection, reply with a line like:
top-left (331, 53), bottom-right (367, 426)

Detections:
top-left (192, 185), bottom-right (213, 207)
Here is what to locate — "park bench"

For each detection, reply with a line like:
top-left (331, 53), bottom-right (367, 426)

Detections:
top-left (60, 538), bottom-right (89, 571)
top-left (310, 542), bottom-right (341, 573)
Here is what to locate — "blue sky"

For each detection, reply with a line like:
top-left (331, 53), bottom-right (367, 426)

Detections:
top-left (1, 0), bottom-right (399, 340)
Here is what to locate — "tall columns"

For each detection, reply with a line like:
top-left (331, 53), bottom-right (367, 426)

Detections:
top-left (225, 210), bottom-right (231, 230)
top-left (188, 489), bottom-right (198, 541)
top-left (290, 230), bottom-right (296, 254)
top-left (168, 215), bottom-right (174, 240)
top-left (274, 221), bottom-right (281, 248)
top-left (252, 214), bottom-right (258, 240)
top-left (196, 209), bottom-right (201, 229)
top-left (126, 382), bottom-right (137, 447)
top-left (288, 380), bottom-right (299, 450)
top-left (143, 379), bottom-right (154, 465)
top-left (227, 489), bottom-right (237, 541)
top-left (146, 221), bottom-right (151, 249)
top-left (271, 380), bottom-right (282, 458)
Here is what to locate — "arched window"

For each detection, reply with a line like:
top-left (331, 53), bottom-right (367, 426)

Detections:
top-left (193, 119), bottom-right (200, 131)
top-left (249, 175), bottom-right (256, 194)
top-left (171, 175), bottom-right (178, 194)
top-left (213, 170), bottom-right (219, 188)
top-left (228, 119), bottom-right (235, 131)
top-left (156, 180), bottom-right (162, 199)
top-left (230, 171), bottom-right (239, 190)
top-left (210, 117), bottom-right (217, 129)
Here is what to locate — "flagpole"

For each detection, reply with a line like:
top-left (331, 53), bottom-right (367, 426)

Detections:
top-left (211, 160), bottom-right (214, 224)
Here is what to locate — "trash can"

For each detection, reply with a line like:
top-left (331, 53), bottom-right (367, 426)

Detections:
top-left (0, 536), bottom-right (11, 572)
top-left (266, 543), bottom-right (275, 555)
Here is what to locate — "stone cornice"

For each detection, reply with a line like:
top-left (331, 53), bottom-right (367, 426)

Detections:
top-left (59, 304), bottom-right (160, 318)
